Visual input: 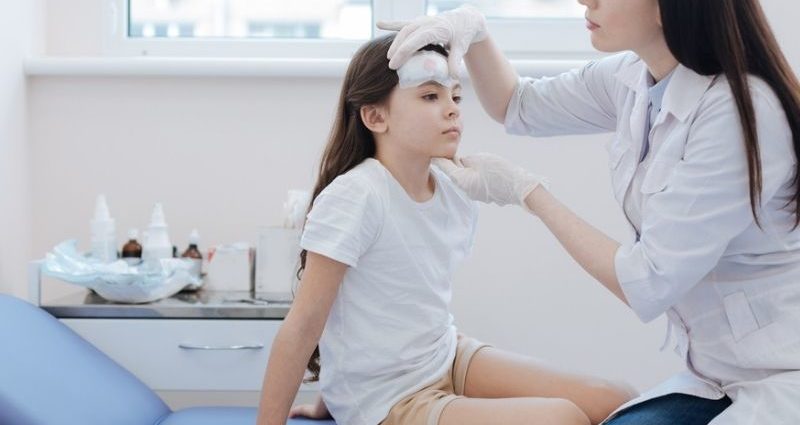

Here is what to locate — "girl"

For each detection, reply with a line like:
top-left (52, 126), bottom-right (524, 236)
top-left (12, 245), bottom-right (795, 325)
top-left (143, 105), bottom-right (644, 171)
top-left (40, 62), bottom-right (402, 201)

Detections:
top-left (256, 34), bottom-right (634, 425)
top-left (382, 0), bottom-right (800, 424)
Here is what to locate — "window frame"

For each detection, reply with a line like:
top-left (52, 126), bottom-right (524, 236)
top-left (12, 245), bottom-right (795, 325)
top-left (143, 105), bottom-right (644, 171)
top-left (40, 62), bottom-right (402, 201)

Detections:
top-left (105, 0), bottom-right (594, 58)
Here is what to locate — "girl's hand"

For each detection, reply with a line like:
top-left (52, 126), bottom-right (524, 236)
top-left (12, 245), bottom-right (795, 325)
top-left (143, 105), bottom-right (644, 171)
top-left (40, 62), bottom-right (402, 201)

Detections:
top-left (288, 395), bottom-right (332, 420)
top-left (377, 5), bottom-right (488, 76)
top-left (433, 153), bottom-right (547, 212)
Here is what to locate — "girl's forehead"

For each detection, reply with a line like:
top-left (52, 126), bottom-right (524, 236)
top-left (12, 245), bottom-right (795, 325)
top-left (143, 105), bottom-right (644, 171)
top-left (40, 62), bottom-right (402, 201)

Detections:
top-left (396, 50), bottom-right (457, 89)
top-left (393, 81), bottom-right (462, 98)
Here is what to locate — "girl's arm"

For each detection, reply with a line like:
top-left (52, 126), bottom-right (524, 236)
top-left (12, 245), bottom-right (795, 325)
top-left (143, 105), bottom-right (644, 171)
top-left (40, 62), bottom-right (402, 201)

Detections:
top-left (256, 252), bottom-right (347, 425)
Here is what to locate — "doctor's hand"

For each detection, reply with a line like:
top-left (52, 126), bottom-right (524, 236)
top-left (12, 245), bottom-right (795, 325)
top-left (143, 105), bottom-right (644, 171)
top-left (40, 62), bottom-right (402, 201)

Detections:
top-left (433, 153), bottom-right (547, 212)
top-left (377, 5), bottom-right (488, 76)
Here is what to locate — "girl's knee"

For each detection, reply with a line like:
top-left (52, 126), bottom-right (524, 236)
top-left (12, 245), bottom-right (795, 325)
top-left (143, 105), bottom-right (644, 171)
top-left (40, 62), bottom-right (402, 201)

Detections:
top-left (588, 379), bottom-right (638, 419)
top-left (603, 379), bottom-right (638, 404)
top-left (541, 398), bottom-right (591, 425)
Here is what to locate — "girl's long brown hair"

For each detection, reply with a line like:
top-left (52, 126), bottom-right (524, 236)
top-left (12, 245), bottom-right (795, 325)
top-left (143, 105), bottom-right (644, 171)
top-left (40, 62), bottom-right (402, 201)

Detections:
top-left (298, 35), bottom-right (448, 381)
top-left (659, 0), bottom-right (800, 226)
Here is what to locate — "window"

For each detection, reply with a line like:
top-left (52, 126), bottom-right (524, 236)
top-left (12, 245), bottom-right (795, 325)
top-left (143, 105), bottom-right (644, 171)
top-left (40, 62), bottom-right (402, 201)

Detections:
top-left (108, 0), bottom-right (593, 58)
top-left (128, 0), bottom-right (372, 40)
top-left (426, 1), bottom-right (592, 58)
top-left (427, 0), bottom-right (583, 19)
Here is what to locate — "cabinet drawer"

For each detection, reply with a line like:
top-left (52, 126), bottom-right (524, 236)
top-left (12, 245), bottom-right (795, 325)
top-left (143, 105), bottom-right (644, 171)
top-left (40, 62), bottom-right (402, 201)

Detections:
top-left (62, 319), bottom-right (313, 392)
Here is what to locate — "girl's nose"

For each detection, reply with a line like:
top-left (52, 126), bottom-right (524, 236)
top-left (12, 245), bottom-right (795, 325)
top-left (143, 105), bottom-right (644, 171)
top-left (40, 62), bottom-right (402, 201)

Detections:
top-left (447, 102), bottom-right (460, 119)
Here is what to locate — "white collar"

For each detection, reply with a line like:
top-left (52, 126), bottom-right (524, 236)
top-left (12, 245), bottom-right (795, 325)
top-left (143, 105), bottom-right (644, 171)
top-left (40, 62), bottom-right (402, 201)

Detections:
top-left (615, 56), bottom-right (716, 122)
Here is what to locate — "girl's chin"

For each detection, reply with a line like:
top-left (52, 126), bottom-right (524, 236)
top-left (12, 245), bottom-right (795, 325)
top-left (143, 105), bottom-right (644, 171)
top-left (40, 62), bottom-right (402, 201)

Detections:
top-left (431, 150), bottom-right (457, 161)
top-left (438, 142), bottom-right (460, 157)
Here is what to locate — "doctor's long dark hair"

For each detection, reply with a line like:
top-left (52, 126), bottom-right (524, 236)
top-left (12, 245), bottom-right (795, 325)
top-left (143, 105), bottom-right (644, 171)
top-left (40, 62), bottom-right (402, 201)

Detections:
top-left (659, 0), bottom-right (800, 226)
top-left (297, 35), bottom-right (448, 382)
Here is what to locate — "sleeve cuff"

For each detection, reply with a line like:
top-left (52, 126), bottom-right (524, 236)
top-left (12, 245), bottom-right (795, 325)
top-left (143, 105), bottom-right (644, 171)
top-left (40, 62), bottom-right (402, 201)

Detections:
top-left (300, 237), bottom-right (359, 268)
top-left (503, 77), bottom-right (530, 136)
top-left (615, 244), bottom-right (668, 323)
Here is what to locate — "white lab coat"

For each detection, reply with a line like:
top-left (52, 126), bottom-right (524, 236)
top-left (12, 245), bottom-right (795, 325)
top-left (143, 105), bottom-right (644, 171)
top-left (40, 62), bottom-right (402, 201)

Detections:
top-left (505, 52), bottom-right (800, 424)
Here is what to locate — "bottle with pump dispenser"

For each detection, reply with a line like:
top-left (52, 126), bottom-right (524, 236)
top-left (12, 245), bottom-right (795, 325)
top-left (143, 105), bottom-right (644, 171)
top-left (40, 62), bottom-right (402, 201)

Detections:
top-left (142, 203), bottom-right (173, 263)
top-left (90, 194), bottom-right (117, 263)
top-left (181, 229), bottom-right (203, 280)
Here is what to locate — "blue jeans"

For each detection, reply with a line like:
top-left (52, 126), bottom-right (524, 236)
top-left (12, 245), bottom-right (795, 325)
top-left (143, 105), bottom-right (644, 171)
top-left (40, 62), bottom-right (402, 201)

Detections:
top-left (604, 393), bottom-right (732, 425)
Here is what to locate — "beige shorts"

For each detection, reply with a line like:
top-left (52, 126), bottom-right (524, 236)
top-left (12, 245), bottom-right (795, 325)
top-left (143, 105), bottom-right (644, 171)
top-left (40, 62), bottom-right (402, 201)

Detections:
top-left (381, 335), bottom-right (491, 425)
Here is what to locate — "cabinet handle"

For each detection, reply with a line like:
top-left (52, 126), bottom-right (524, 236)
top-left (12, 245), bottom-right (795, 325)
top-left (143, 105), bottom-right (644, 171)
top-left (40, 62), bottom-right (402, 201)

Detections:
top-left (178, 343), bottom-right (264, 351)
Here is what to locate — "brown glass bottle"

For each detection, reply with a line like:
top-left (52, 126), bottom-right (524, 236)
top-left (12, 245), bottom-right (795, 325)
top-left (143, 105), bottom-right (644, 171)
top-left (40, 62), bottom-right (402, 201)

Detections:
top-left (121, 229), bottom-right (143, 265)
top-left (181, 229), bottom-right (203, 279)
top-left (181, 243), bottom-right (202, 260)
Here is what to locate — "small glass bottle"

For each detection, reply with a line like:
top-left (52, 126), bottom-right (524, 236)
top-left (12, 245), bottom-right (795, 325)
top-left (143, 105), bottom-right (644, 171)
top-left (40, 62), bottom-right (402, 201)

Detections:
top-left (181, 229), bottom-right (203, 279)
top-left (121, 229), bottom-right (143, 265)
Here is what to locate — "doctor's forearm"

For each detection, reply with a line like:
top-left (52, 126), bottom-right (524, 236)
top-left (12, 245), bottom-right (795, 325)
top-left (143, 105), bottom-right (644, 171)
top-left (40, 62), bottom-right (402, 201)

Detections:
top-left (525, 187), bottom-right (630, 305)
top-left (464, 37), bottom-right (519, 123)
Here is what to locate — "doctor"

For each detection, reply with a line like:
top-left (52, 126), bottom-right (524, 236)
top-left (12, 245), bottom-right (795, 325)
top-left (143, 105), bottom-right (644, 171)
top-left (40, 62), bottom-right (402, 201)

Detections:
top-left (381, 0), bottom-right (800, 424)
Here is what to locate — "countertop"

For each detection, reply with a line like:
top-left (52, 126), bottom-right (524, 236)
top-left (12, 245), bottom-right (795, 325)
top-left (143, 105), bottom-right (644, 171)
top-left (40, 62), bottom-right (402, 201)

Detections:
top-left (41, 290), bottom-right (291, 320)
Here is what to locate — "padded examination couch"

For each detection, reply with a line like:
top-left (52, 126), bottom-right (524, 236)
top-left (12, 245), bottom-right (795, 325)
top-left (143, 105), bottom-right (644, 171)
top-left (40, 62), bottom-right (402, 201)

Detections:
top-left (0, 294), bottom-right (336, 425)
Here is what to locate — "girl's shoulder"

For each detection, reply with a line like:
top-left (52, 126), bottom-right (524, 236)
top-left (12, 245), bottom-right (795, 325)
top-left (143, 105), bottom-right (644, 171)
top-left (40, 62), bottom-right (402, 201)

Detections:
top-left (346, 157), bottom-right (387, 179)
top-left (331, 158), bottom-right (387, 189)
top-left (323, 158), bottom-right (390, 205)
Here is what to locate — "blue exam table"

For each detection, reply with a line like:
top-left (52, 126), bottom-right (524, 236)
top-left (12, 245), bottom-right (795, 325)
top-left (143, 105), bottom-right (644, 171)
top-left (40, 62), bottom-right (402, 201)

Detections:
top-left (0, 294), bottom-right (336, 425)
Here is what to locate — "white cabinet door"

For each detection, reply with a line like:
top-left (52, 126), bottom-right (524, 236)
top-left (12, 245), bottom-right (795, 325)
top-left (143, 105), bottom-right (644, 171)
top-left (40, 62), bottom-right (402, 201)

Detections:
top-left (62, 318), bottom-right (316, 392)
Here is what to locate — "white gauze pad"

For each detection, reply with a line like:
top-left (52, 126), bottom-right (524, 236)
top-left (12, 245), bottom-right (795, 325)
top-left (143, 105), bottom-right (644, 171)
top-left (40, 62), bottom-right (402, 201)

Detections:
top-left (396, 50), bottom-right (457, 89)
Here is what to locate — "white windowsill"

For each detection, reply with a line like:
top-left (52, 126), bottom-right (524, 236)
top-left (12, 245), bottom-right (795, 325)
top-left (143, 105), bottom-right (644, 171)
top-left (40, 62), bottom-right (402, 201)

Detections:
top-left (24, 56), bottom-right (589, 79)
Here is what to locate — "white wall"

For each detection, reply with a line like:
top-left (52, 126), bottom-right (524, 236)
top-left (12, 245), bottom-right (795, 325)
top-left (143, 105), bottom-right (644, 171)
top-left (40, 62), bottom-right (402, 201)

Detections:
top-left (46, 0), bottom-right (103, 56)
top-left (26, 0), bottom-right (800, 399)
top-left (1, 1), bottom-right (42, 296)
top-left (761, 0), bottom-right (800, 69)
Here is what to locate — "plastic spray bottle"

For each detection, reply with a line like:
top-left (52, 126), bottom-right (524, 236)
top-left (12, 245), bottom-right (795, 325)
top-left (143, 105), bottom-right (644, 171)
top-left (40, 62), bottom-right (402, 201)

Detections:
top-left (90, 194), bottom-right (117, 262)
top-left (142, 203), bottom-right (173, 262)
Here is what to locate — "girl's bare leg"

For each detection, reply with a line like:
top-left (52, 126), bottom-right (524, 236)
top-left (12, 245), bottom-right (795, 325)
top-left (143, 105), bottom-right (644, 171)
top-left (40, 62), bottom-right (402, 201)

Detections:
top-left (461, 347), bottom-right (636, 424)
top-left (439, 397), bottom-right (591, 425)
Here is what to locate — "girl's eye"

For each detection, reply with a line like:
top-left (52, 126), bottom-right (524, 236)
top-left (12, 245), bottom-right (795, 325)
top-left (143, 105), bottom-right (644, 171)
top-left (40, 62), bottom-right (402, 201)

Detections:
top-left (422, 93), bottom-right (438, 101)
top-left (453, 95), bottom-right (462, 104)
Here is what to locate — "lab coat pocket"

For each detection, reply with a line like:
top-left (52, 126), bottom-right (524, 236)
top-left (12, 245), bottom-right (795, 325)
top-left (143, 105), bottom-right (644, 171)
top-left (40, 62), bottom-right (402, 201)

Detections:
top-left (641, 160), bottom-right (676, 194)
top-left (724, 291), bottom-right (800, 369)
top-left (723, 292), bottom-right (760, 341)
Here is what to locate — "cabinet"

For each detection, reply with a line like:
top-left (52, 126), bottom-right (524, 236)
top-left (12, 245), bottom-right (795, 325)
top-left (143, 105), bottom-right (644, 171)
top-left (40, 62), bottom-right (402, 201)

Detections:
top-left (63, 318), bottom-right (279, 391)
top-left (29, 261), bottom-right (317, 407)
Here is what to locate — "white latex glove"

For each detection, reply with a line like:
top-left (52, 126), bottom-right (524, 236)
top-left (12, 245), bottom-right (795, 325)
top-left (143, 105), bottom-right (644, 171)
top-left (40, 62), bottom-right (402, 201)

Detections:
top-left (377, 5), bottom-right (488, 77)
top-left (433, 154), bottom-right (547, 211)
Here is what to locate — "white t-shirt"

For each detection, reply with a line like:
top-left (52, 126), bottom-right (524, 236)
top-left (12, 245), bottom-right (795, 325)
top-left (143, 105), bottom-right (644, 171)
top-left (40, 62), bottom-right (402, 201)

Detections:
top-left (300, 158), bottom-right (478, 425)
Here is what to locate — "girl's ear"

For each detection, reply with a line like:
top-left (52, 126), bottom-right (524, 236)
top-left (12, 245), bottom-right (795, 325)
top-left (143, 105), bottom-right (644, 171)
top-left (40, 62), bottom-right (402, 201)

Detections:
top-left (360, 104), bottom-right (388, 134)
